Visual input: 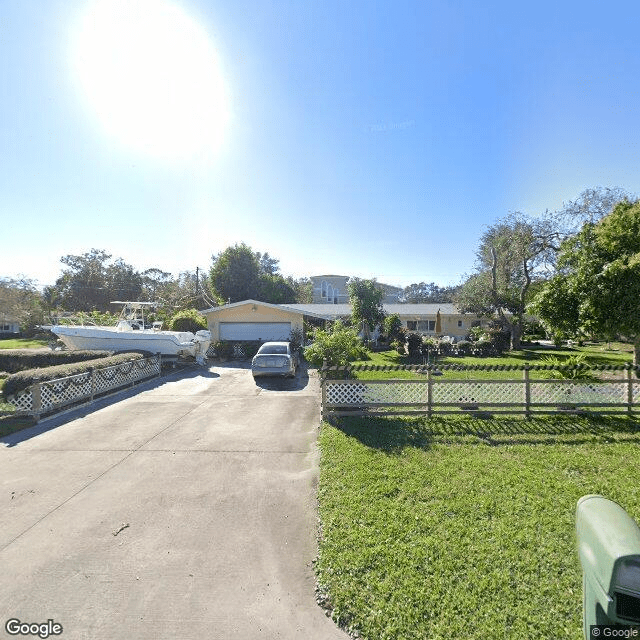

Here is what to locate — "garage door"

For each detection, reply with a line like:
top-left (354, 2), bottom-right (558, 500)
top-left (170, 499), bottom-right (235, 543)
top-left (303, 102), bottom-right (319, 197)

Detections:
top-left (219, 322), bottom-right (291, 341)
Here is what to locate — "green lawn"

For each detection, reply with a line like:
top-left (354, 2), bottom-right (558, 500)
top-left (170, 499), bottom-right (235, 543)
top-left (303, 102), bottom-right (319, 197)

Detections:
top-left (0, 337), bottom-right (50, 350)
top-left (316, 414), bottom-right (640, 639)
top-left (346, 343), bottom-right (634, 380)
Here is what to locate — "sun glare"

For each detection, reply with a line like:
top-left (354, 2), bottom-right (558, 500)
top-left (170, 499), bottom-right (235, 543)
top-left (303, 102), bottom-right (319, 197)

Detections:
top-left (72, 0), bottom-right (229, 161)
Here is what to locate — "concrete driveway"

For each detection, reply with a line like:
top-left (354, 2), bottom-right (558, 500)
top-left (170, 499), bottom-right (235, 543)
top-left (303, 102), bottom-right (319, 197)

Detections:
top-left (0, 363), bottom-right (347, 640)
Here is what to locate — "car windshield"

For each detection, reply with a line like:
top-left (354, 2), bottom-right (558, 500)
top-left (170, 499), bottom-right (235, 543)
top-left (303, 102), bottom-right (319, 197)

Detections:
top-left (258, 345), bottom-right (288, 355)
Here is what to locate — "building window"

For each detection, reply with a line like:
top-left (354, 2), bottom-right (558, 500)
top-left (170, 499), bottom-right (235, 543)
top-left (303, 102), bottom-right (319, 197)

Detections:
top-left (407, 321), bottom-right (417, 331)
top-left (458, 320), bottom-right (463, 328)
top-left (321, 281), bottom-right (327, 298)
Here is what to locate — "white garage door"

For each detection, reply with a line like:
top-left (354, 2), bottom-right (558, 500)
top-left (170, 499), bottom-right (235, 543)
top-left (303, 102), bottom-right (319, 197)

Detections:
top-left (219, 322), bottom-right (291, 341)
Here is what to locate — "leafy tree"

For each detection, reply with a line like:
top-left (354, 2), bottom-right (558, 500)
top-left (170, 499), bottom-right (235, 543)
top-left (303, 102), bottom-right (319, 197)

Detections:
top-left (258, 274), bottom-right (297, 304)
top-left (303, 321), bottom-right (369, 367)
top-left (209, 244), bottom-right (307, 305)
top-left (531, 200), bottom-right (640, 365)
top-left (209, 243), bottom-right (262, 303)
top-left (0, 277), bottom-right (45, 333)
top-left (383, 313), bottom-right (405, 342)
top-left (347, 278), bottom-right (386, 335)
top-left (141, 268), bottom-right (173, 301)
top-left (456, 212), bottom-right (560, 350)
top-left (402, 282), bottom-right (459, 303)
top-left (169, 308), bottom-right (208, 333)
top-left (45, 249), bottom-right (142, 312)
top-left (555, 186), bottom-right (636, 233)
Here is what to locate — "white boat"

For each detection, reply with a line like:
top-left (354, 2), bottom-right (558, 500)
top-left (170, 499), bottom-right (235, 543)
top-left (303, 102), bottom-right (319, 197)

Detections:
top-left (47, 302), bottom-right (211, 364)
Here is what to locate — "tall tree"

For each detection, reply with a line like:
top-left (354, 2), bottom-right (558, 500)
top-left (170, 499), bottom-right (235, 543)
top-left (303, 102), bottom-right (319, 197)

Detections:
top-left (0, 277), bottom-right (44, 331)
top-left (45, 249), bottom-right (142, 311)
top-left (456, 212), bottom-right (560, 349)
top-left (209, 243), bottom-right (262, 303)
top-left (402, 282), bottom-right (459, 303)
top-left (531, 200), bottom-right (640, 365)
top-left (347, 278), bottom-right (385, 335)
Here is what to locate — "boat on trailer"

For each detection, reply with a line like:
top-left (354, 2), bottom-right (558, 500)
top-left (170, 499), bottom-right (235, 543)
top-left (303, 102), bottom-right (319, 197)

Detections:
top-left (47, 302), bottom-right (211, 364)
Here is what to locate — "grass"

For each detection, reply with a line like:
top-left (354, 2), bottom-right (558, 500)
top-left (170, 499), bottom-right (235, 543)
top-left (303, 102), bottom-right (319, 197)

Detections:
top-left (0, 337), bottom-right (50, 350)
top-left (315, 414), bottom-right (640, 639)
top-left (347, 342), bottom-right (634, 380)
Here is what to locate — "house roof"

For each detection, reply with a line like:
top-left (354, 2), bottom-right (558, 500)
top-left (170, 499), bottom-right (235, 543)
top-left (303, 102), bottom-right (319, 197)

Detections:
top-left (200, 299), bottom-right (332, 320)
top-left (285, 303), bottom-right (465, 316)
top-left (201, 300), bottom-right (468, 320)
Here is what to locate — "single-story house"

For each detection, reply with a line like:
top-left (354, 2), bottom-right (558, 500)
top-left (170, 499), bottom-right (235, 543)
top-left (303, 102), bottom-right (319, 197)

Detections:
top-left (201, 300), bottom-right (329, 342)
top-left (202, 300), bottom-right (483, 343)
top-left (0, 315), bottom-right (20, 336)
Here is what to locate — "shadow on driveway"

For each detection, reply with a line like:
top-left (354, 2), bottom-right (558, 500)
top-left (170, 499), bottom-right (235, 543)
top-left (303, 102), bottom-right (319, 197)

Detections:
top-left (1, 366), bottom-right (220, 448)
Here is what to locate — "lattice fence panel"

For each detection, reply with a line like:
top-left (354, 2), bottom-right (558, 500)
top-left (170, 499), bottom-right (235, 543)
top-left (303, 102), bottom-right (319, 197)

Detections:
top-left (432, 382), bottom-right (523, 405)
top-left (8, 389), bottom-right (33, 413)
top-left (7, 356), bottom-right (161, 416)
top-left (40, 373), bottom-right (92, 412)
top-left (530, 382), bottom-right (627, 404)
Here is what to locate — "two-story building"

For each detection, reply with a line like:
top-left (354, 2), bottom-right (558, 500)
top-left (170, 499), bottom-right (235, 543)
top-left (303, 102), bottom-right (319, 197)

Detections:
top-left (311, 275), bottom-right (403, 304)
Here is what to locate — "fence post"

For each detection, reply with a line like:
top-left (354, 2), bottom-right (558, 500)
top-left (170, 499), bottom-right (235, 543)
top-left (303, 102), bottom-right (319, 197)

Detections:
top-left (523, 364), bottom-right (531, 418)
top-left (427, 368), bottom-right (433, 418)
top-left (31, 383), bottom-right (42, 420)
top-left (90, 367), bottom-right (96, 401)
top-left (627, 364), bottom-right (633, 415)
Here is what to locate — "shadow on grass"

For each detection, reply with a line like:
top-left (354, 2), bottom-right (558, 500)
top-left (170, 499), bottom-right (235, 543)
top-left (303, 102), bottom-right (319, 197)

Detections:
top-left (331, 414), bottom-right (640, 451)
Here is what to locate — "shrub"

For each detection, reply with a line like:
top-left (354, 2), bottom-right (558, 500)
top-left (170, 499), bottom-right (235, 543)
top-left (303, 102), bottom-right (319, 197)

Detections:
top-left (169, 309), bottom-right (208, 333)
top-left (406, 332), bottom-right (422, 358)
top-left (212, 341), bottom-right (234, 359)
top-left (304, 321), bottom-right (369, 367)
top-left (0, 350), bottom-right (114, 375)
top-left (437, 340), bottom-right (453, 356)
top-left (421, 337), bottom-right (438, 355)
top-left (473, 340), bottom-right (497, 357)
top-left (541, 354), bottom-right (595, 380)
top-left (392, 340), bottom-right (405, 355)
top-left (383, 314), bottom-right (405, 342)
top-left (455, 340), bottom-right (473, 356)
top-left (2, 352), bottom-right (147, 398)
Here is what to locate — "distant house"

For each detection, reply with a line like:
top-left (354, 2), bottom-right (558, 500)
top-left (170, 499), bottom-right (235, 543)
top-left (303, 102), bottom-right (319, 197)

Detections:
top-left (0, 315), bottom-right (20, 336)
top-left (311, 275), bottom-right (403, 304)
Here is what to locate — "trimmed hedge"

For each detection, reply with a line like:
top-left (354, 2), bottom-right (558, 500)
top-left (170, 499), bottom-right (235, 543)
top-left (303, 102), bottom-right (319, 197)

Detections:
top-left (0, 350), bottom-right (114, 375)
top-left (2, 352), bottom-right (148, 399)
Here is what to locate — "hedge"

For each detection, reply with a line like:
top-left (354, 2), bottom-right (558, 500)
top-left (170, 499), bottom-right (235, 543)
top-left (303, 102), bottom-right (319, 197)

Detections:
top-left (0, 350), bottom-right (114, 375)
top-left (2, 352), bottom-right (148, 399)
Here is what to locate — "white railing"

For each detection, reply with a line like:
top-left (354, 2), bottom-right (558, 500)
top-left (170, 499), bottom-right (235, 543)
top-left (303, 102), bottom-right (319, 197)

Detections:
top-left (320, 364), bottom-right (640, 417)
top-left (6, 354), bottom-right (161, 419)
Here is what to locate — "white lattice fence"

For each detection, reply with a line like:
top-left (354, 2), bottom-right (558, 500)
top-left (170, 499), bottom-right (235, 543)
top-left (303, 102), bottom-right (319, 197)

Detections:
top-left (7, 355), bottom-right (161, 418)
top-left (322, 375), bottom-right (640, 416)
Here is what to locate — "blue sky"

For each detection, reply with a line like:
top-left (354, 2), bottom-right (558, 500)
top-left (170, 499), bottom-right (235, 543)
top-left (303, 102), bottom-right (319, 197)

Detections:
top-left (1, 0), bottom-right (639, 291)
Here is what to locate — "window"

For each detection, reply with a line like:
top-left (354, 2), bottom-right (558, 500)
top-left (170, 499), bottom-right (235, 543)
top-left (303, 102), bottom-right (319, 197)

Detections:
top-left (407, 321), bottom-right (417, 331)
top-left (417, 320), bottom-right (436, 331)
top-left (321, 281), bottom-right (327, 298)
top-left (458, 320), bottom-right (463, 328)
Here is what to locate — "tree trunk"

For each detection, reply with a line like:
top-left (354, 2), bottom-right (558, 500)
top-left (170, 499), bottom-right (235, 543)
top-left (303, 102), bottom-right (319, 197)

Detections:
top-left (509, 319), bottom-right (523, 350)
top-left (634, 336), bottom-right (640, 374)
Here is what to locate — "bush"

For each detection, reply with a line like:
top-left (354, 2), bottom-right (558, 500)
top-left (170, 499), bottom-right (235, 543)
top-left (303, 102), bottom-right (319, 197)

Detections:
top-left (406, 332), bottom-right (422, 358)
top-left (421, 337), bottom-right (438, 355)
top-left (541, 354), bottom-right (595, 380)
top-left (2, 352), bottom-right (147, 398)
top-left (392, 340), bottom-right (405, 355)
top-left (304, 321), bottom-right (369, 367)
top-left (471, 340), bottom-right (495, 357)
top-left (0, 350), bottom-right (114, 375)
top-left (455, 340), bottom-right (473, 356)
top-left (383, 314), bottom-right (405, 342)
top-left (168, 309), bottom-right (208, 333)
top-left (437, 340), bottom-right (453, 356)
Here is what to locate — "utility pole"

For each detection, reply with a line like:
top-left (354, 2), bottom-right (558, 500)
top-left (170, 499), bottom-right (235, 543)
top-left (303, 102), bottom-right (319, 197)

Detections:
top-left (195, 267), bottom-right (200, 295)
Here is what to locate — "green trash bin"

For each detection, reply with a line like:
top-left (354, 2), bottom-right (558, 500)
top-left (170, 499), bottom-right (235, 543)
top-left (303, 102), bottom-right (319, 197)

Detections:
top-left (576, 495), bottom-right (640, 638)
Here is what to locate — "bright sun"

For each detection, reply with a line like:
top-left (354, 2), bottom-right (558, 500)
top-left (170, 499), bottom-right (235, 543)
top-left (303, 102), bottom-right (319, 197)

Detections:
top-left (72, 0), bottom-right (229, 161)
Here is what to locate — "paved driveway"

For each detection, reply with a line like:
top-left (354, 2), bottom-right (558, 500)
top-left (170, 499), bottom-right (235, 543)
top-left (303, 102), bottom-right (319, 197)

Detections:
top-left (0, 364), bottom-right (346, 640)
